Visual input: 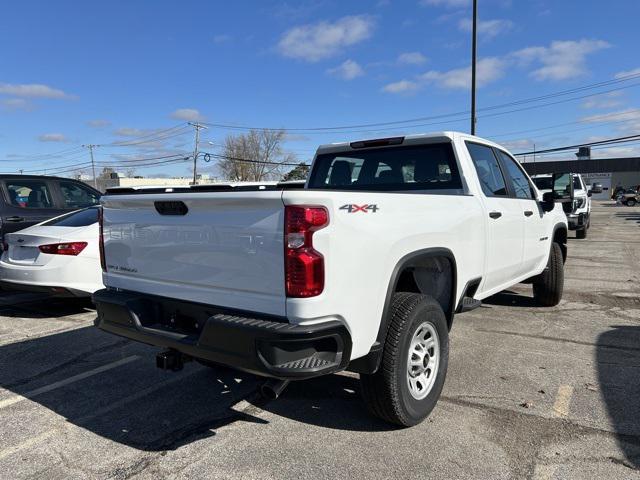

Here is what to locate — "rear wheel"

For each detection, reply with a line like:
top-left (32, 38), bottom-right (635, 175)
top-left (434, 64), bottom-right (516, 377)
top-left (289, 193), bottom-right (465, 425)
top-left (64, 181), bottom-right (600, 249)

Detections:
top-left (360, 293), bottom-right (449, 427)
top-left (626, 198), bottom-right (637, 207)
top-left (533, 242), bottom-right (564, 306)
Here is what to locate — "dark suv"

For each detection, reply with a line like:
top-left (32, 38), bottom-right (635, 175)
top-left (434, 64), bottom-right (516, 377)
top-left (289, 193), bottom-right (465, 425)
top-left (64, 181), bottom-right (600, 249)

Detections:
top-left (0, 175), bottom-right (101, 240)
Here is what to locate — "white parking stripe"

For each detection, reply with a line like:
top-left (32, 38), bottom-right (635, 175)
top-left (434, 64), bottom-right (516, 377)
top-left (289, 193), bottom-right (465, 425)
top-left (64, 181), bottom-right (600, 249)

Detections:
top-left (0, 356), bottom-right (140, 410)
top-left (0, 430), bottom-right (58, 461)
top-left (552, 385), bottom-right (573, 418)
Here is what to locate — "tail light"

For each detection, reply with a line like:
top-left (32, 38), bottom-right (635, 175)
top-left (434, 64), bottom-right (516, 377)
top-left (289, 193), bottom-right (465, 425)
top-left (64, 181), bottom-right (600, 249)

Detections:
top-left (98, 206), bottom-right (106, 271)
top-left (39, 242), bottom-right (88, 256)
top-left (285, 205), bottom-right (328, 298)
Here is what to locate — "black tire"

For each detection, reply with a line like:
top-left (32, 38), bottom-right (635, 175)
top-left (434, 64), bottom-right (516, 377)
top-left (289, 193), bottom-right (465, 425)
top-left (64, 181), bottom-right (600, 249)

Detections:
top-left (532, 242), bottom-right (564, 306)
top-left (576, 227), bottom-right (587, 239)
top-left (360, 293), bottom-right (449, 427)
top-left (626, 198), bottom-right (637, 207)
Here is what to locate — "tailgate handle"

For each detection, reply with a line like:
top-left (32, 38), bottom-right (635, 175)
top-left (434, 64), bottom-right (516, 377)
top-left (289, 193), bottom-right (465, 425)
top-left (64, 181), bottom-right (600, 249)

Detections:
top-left (154, 201), bottom-right (188, 216)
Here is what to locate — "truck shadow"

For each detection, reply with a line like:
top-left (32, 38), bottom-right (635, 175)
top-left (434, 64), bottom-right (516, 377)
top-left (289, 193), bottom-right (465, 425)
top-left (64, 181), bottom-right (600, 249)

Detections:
top-left (482, 289), bottom-right (538, 308)
top-left (614, 212), bottom-right (640, 224)
top-left (0, 325), bottom-right (390, 452)
top-left (596, 325), bottom-right (640, 468)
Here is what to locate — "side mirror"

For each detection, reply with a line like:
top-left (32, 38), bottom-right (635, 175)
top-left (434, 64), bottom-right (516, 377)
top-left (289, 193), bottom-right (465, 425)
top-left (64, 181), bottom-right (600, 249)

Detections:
top-left (587, 191), bottom-right (592, 197)
top-left (541, 191), bottom-right (555, 212)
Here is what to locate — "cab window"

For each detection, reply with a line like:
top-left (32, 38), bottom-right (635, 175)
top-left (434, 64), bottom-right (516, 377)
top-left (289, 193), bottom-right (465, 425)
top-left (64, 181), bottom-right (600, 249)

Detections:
top-left (466, 142), bottom-right (507, 196)
top-left (495, 150), bottom-right (534, 199)
top-left (5, 180), bottom-right (54, 208)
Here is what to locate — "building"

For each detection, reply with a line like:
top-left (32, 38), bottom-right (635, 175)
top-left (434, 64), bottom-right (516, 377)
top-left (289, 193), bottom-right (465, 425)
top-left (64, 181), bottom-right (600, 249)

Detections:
top-left (81, 172), bottom-right (220, 192)
top-left (521, 157), bottom-right (640, 200)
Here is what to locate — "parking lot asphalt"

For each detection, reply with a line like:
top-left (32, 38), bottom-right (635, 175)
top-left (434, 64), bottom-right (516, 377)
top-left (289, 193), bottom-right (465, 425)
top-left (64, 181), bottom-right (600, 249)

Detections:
top-left (0, 201), bottom-right (639, 480)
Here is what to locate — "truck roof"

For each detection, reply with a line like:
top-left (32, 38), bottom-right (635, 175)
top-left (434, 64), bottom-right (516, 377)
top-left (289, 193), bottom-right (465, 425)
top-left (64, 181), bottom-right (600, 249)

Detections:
top-left (315, 131), bottom-right (505, 155)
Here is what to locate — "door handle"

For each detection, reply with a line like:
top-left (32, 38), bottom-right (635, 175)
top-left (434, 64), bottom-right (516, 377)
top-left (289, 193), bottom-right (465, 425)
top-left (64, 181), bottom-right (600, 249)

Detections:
top-left (489, 211), bottom-right (502, 219)
top-left (5, 216), bottom-right (24, 222)
top-left (524, 210), bottom-right (534, 217)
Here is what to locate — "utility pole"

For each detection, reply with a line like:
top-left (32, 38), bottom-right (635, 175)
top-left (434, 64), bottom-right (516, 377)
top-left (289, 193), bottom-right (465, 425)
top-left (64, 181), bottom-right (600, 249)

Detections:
top-left (82, 144), bottom-right (99, 188)
top-left (189, 122), bottom-right (208, 185)
top-left (533, 143), bottom-right (536, 163)
top-left (470, 0), bottom-right (478, 135)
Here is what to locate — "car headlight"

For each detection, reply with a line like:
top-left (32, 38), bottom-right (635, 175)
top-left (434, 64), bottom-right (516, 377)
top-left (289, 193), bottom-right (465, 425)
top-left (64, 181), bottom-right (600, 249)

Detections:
top-left (573, 198), bottom-right (585, 210)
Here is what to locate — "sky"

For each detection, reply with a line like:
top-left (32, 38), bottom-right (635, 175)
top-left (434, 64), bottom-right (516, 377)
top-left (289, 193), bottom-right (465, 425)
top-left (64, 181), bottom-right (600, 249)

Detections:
top-left (1, 0), bottom-right (639, 179)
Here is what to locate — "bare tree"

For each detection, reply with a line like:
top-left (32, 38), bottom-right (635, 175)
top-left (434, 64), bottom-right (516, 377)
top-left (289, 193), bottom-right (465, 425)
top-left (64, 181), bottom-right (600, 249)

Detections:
top-left (124, 167), bottom-right (137, 178)
top-left (218, 129), bottom-right (295, 182)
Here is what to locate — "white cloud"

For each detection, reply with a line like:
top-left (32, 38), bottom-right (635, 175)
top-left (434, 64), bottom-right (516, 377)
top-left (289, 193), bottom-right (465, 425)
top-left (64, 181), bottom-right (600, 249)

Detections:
top-left (1, 98), bottom-right (33, 111)
top-left (580, 109), bottom-right (640, 135)
top-left (581, 91), bottom-right (624, 110)
top-left (382, 79), bottom-right (421, 94)
top-left (114, 127), bottom-right (147, 137)
top-left (458, 18), bottom-right (513, 39)
top-left (398, 51), bottom-right (427, 65)
top-left (421, 57), bottom-right (506, 89)
top-left (327, 59), bottom-right (364, 80)
top-left (38, 133), bottom-right (68, 142)
top-left (419, 0), bottom-right (470, 7)
top-left (615, 67), bottom-right (640, 79)
top-left (498, 139), bottom-right (533, 151)
top-left (170, 108), bottom-right (205, 122)
top-left (277, 15), bottom-right (375, 62)
top-left (87, 119), bottom-right (111, 128)
top-left (0, 83), bottom-right (74, 99)
top-left (512, 39), bottom-right (610, 81)
top-left (213, 34), bottom-right (231, 44)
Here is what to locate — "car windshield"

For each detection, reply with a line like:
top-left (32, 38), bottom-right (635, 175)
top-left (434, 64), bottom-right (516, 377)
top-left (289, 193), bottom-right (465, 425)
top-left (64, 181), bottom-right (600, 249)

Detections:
top-left (308, 142), bottom-right (463, 192)
top-left (41, 207), bottom-right (99, 227)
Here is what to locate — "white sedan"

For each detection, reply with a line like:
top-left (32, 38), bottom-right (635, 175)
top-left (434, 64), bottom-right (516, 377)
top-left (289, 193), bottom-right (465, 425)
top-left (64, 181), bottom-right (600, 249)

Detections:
top-left (0, 207), bottom-right (103, 297)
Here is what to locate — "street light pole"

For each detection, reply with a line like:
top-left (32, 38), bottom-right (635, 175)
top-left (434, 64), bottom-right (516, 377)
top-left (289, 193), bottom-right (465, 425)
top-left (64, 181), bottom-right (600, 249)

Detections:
top-left (82, 144), bottom-right (99, 188)
top-left (470, 0), bottom-right (478, 135)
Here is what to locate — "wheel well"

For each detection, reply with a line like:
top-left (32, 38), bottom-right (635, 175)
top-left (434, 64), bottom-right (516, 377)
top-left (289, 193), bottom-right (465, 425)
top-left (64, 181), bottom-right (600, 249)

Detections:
top-left (553, 226), bottom-right (568, 263)
top-left (394, 255), bottom-right (455, 329)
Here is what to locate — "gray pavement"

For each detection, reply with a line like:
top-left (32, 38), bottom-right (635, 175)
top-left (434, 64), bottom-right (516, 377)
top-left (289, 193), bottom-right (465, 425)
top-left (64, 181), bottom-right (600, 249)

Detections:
top-left (0, 202), bottom-right (639, 479)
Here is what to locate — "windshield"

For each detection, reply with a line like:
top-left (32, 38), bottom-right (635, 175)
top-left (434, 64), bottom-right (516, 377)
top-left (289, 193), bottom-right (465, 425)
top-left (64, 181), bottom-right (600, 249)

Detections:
top-left (533, 177), bottom-right (553, 190)
top-left (308, 142), bottom-right (463, 192)
top-left (41, 207), bottom-right (99, 227)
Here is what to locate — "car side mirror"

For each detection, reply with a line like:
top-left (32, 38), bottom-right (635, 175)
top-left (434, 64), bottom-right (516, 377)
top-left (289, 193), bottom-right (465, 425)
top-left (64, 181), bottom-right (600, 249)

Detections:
top-left (541, 191), bottom-right (555, 212)
top-left (587, 191), bottom-right (592, 197)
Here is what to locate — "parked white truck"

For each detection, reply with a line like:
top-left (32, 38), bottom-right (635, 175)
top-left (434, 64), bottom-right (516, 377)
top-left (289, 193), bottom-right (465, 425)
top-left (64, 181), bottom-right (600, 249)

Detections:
top-left (94, 132), bottom-right (569, 426)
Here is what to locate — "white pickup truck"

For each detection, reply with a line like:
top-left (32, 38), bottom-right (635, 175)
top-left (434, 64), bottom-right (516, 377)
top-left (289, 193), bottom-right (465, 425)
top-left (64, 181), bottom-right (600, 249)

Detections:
top-left (94, 132), bottom-right (569, 426)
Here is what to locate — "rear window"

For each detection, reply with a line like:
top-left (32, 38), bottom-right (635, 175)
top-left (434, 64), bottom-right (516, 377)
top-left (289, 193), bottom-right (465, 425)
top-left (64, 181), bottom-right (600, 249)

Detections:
top-left (41, 207), bottom-right (99, 227)
top-left (308, 143), bottom-right (463, 192)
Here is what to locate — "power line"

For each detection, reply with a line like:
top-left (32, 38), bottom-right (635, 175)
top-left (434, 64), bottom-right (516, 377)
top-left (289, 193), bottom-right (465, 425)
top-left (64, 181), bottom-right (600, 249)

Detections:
top-left (199, 72), bottom-right (640, 133)
top-left (513, 134), bottom-right (640, 156)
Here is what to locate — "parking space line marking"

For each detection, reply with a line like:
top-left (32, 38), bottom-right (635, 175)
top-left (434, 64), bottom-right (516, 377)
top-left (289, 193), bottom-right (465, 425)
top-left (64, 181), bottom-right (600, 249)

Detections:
top-left (0, 429), bottom-right (57, 461)
top-left (0, 355), bottom-right (140, 410)
top-left (533, 464), bottom-right (558, 480)
top-left (552, 385), bottom-right (573, 418)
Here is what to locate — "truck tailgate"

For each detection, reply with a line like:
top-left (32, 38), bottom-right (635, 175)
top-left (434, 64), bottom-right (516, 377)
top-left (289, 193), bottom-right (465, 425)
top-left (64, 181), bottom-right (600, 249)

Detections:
top-left (101, 191), bottom-right (286, 316)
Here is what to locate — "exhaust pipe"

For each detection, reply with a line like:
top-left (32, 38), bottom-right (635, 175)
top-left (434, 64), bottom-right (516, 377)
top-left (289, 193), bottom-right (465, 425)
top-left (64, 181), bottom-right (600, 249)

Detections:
top-left (260, 379), bottom-right (290, 399)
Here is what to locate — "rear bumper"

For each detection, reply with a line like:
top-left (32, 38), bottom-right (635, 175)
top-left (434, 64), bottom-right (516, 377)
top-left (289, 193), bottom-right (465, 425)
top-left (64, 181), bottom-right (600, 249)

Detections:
top-left (0, 280), bottom-right (89, 297)
top-left (93, 289), bottom-right (352, 380)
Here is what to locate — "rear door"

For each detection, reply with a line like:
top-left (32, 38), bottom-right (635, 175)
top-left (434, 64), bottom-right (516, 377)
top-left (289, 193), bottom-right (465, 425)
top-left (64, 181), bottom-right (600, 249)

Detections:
top-left (494, 149), bottom-right (547, 274)
top-left (0, 178), bottom-right (67, 236)
top-left (466, 142), bottom-right (524, 293)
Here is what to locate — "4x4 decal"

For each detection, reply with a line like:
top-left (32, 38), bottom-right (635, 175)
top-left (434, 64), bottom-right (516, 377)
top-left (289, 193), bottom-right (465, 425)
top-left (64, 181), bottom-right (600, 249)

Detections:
top-left (339, 204), bottom-right (379, 213)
